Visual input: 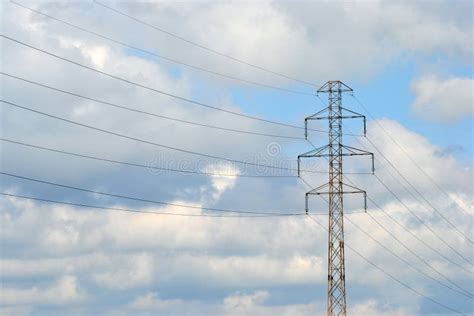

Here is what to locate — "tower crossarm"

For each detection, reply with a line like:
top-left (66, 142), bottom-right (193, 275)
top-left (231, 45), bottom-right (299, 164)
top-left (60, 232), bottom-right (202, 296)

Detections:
top-left (305, 182), bottom-right (367, 214)
top-left (297, 144), bottom-right (374, 175)
top-left (297, 145), bottom-right (330, 176)
top-left (317, 80), bottom-right (353, 93)
top-left (304, 107), bottom-right (367, 138)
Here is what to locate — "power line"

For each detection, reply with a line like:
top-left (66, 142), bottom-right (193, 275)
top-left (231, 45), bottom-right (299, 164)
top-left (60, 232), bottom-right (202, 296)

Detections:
top-left (365, 192), bottom-right (472, 275)
top-left (346, 168), bottom-right (473, 271)
top-left (1, 35), bottom-right (325, 133)
top-left (0, 173), bottom-right (368, 217)
top-left (1, 72), bottom-right (361, 139)
top-left (316, 171), bottom-right (473, 295)
top-left (344, 215), bottom-right (473, 299)
top-left (0, 192), bottom-right (298, 218)
top-left (352, 94), bottom-right (472, 219)
top-left (306, 215), bottom-right (466, 316)
top-left (365, 211), bottom-right (473, 297)
top-left (9, 0), bottom-right (314, 96)
top-left (0, 99), bottom-right (300, 173)
top-left (1, 72), bottom-right (304, 140)
top-left (364, 135), bottom-right (472, 243)
top-left (372, 172), bottom-right (473, 265)
top-left (1, 173), bottom-right (467, 313)
top-left (339, 146), bottom-right (473, 270)
top-left (339, 156), bottom-right (472, 274)
top-left (342, 166), bottom-right (473, 274)
top-left (335, 123), bottom-right (473, 260)
top-left (93, 0), bottom-right (317, 87)
top-left (306, 183), bottom-right (472, 298)
top-left (346, 126), bottom-right (474, 258)
top-left (2, 99), bottom-right (372, 176)
top-left (0, 171), bottom-right (308, 216)
top-left (2, 35), bottom-right (363, 137)
top-left (0, 138), bottom-right (295, 178)
top-left (331, 93), bottom-right (472, 232)
top-left (342, 160), bottom-right (473, 269)
top-left (306, 138), bottom-right (473, 272)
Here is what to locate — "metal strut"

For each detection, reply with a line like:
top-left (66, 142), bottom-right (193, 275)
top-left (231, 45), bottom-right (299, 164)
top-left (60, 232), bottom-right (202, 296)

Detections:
top-left (298, 81), bottom-right (373, 316)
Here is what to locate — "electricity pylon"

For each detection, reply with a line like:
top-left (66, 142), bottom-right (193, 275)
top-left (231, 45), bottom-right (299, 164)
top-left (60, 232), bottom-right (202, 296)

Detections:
top-left (298, 81), bottom-right (374, 316)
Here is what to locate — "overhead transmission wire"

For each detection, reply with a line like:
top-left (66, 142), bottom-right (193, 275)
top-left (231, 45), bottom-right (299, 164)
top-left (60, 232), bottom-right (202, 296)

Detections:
top-left (312, 98), bottom-right (473, 265)
top-left (344, 131), bottom-right (474, 262)
top-left (1, 35), bottom-right (341, 135)
top-left (16, 0), bottom-right (461, 218)
top-left (0, 192), bottom-right (297, 218)
top-left (1, 175), bottom-right (467, 310)
top-left (6, 173), bottom-right (468, 303)
top-left (342, 164), bottom-right (473, 274)
top-left (1, 35), bottom-right (362, 137)
top-left (351, 94), bottom-right (472, 218)
top-left (372, 171), bottom-right (473, 265)
top-left (1, 172), bottom-right (364, 218)
top-left (330, 115), bottom-right (474, 264)
top-left (92, 0), bottom-right (316, 87)
top-left (0, 72), bottom-right (303, 140)
top-left (364, 211), bottom-right (473, 297)
top-left (9, 0), bottom-right (314, 96)
top-left (357, 127), bottom-right (473, 243)
top-left (303, 164), bottom-right (471, 311)
top-left (0, 139), bottom-right (295, 178)
top-left (365, 135), bottom-right (473, 244)
top-left (302, 140), bottom-right (473, 288)
top-left (306, 215), bottom-right (466, 316)
top-left (0, 171), bottom-right (310, 216)
top-left (1, 99), bottom-right (372, 176)
top-left (363, 190), bottom-right (473, 275)
top-left (337, 132), bottom-right (473, 267)
top-left (344, 215), bottom-right (473, 299)
top-left (303, 176), bottom-right (472, 298)
top-left (0, 99), bottom-right (304, 173)
top-left (340, 157), bottom-right (471, 272)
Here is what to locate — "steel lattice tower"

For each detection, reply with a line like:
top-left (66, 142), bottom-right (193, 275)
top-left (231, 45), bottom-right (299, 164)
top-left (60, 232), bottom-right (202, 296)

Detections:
top-left (298, 81), bottom-right (374, 316)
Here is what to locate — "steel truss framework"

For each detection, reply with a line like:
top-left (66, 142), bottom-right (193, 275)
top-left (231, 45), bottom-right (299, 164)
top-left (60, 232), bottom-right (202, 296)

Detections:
top-left (298, 81), bottom-right (374, 316)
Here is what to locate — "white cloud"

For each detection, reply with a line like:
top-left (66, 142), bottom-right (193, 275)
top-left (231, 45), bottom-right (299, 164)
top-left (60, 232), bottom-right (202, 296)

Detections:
top-left (0, 275), bottom-right (85, 306)
top-left (223, 290), bottom-right (269, 313)
top-left (202, 163), bottom-right (241, 202)
top-left (92, 253), bottom-right (154, 290)
top-left (129, 292), bottom-right (185, 310)
top-left (411, 75), bottom-right (473, 122)
top-left (0, 306), bottom-right (33, 316)
top-left (126, 291), bottom-right (415, 316)
top-left (127, 290), bottom-right (321, 316)
top-left (57, 37), bottom-right (110, 69)
top-left (349, 299), bottom-right (413, 316)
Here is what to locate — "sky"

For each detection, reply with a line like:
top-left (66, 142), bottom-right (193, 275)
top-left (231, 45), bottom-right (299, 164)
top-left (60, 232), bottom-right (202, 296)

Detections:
top-left (0, 0), bottom-right (473, 315)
